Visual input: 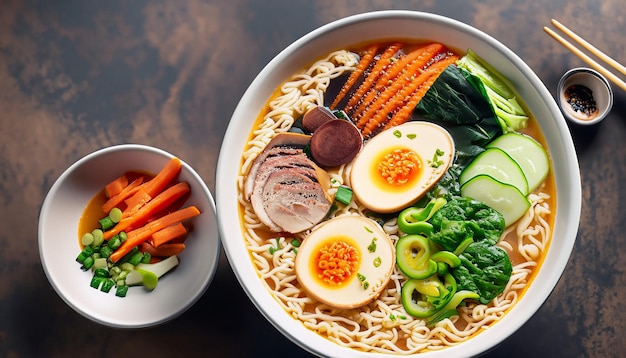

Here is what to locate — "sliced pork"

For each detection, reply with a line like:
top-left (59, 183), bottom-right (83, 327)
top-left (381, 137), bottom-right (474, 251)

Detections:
top-left (246, 133), bottom-right (333, 233)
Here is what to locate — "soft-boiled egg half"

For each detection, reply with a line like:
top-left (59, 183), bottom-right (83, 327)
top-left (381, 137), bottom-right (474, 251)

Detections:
top-left (295, 215), bottom-right (395, 309)
top-left (350, 121), bottom-right (455, 213)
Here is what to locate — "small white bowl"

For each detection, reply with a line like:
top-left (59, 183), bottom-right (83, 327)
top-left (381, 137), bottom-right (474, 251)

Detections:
top-left (557, 67), bottom-right (613, 125)
top-left (39, 144), bottom-right (220, 328)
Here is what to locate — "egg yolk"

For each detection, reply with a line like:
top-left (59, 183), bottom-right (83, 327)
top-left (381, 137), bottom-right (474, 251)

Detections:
top-left (311, 237), bottom-right (361, 288)
top-left (371, 147), bottom-right (422, 190)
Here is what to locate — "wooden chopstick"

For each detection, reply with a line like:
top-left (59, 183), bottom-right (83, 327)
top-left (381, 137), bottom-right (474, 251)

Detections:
top-left (544, 19), bottom-right (626, 91)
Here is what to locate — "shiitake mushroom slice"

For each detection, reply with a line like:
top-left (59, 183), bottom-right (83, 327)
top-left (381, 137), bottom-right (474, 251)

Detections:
top-left (310, 119), bottom-right (363, 167)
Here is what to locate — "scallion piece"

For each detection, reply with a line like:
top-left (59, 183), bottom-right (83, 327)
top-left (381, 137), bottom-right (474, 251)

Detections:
top-left (93, 268), bottom-right (110, 278)
top-left (141, 252), bottom-right (151, 264)
top-left (91, 229), bottom-right (104, 247)
top-left (81, 233), bottom-right (94, 246)
top-left (335, 185), bottom-right (353, 205)
top-left (99, 216), bottom-right (115, 231)
top-left (109, 208), bottom-right (123, 223)
top-left (90, 276), bottom-right (103, 289)
top-left (107, 236), bottom-right (121, 250)
top-left (100, 279), bottom-right (115, 293)
top-left (115, 285), bottom-right (128, 297)
top-left (128, 251), bottom-right (144, 266)
top-left (100, 245), bottom-right (112, 258)
top-left (82, 256), bottom-right (95, 270)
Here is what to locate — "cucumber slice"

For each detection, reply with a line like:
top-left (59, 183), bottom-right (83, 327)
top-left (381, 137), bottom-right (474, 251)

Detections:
top-left (461, 174), bottom-right (530, 227)
top-left (459, 148), bottom-right (529, 195)
top-left (487, 132), bottom-right (549, 192)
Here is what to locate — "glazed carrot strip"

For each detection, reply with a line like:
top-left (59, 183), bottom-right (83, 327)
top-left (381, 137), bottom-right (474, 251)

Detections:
top-left (122, 189), bottom-right (151, 219)
top-left (104, 174), bottom-right (129, 198)
top-left (135, 157), bottom-right (182, 199)
top-left (356, 45), bottom-right (445, 133)
top-left (109, 206), bottom-right (200, 262)
top-left (151, 222), bottom-right (188, 247)
top-left (103, 181), bottom-right (191, 240)
top-left (104, 157), bottom-right (181, 218)
top-left (374, 43), bottom-right (443, 92)
top-left (351, 44), bottom-right (437, 122)
top-left (101, 176), bottom-right (145, 214)
top-left (329, 44), bottom-right (379, 110)
top-left (383, 55), bottom-right (461, 131)
top-left (344, 43), bottom-right (402, 115)
top-left (141, 242), bottom-right (186, 258)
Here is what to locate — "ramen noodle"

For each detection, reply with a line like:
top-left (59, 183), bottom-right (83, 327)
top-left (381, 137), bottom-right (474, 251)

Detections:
top-left (237, 45), bottom-right (554, 354)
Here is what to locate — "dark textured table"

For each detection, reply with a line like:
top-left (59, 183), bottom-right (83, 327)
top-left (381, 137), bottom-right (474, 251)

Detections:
top-left (2, 1), bottom-right (625, 357)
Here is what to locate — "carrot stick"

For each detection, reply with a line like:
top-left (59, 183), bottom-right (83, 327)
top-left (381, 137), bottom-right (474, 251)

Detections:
top-left (104, 174), bottom-right (129, 198)
top-left (329, 44), bottom-right (379, 110)
top-left (362, 54), bottom-right (459, 138)
top-left (138, 157), bottom-right (182, 198)
top-left (151, 222), bottom-right (188, 247)
top-left (352, 45), bottom-right (432, 121)
top-left (122, 189), bottom-right (151, 218)
top-left (103, 181), bottom-right (191, 240)
top-left (141, 242), bottom-right (186, 257)
top-left (350, 44), bottom-right (439, 123)
top-left (101, 176), bottom-right (145, 214)
top-left (109, 206), bottom-right (200, 262)
top-left (374, 43), bottom-right (443, 92)
top-left (344, 43), bottom-right (402, 116)
top-left (383, 55), bottom-right (460, 131)
top-left (356, 45), bottom-right (445, 134)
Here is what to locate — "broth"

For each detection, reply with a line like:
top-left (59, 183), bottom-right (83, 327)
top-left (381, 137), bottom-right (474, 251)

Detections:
top-left (237, 41), bottom-right (555, 354)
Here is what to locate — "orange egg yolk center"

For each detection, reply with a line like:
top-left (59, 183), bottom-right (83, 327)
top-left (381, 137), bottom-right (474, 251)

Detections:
top-left (373, 147), bottom-right (422, 188)
top-left (312, 237), bottom-right (361, 287)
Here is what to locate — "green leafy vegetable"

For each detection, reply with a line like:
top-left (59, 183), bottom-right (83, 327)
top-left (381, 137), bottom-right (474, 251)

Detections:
top-left (452, 241), bottom-right (512, 304)
top-left (428, 197), bottom-right (505, 252)
top-left (456, 49), bottom-right (529, 132)
top-left (414, 64), bottom-right (503, 167)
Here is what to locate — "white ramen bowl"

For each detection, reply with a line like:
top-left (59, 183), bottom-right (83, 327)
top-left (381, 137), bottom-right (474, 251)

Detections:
top-left (39, 144), bottom-right (220, 328)
top-left (216, 10), bottom-right (581, 357)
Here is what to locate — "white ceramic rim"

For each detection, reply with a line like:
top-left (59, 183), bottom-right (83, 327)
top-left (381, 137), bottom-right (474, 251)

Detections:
top-left (39, 143), bottom-right (220, 328)
top-left (217, 10), bottom-right (581, 357)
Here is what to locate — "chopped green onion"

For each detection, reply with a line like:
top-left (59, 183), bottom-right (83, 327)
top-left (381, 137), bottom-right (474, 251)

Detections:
top-left (100, 245), bottom-right (112, 258)
top-left (118, 246), bottom-right (139, 264)
top-left (93, 268), bottom-right (110, 278)
top-left (115, 285), bottom-right (128, 297)
top-left (82, 256), bottom-right (95, 270)
top-left (81, 233), bottom-right (94, 246)
top-left (99, 216), bottom-right (115, 230)
top-left (91, 229), bottom-right (104, 247)
top-left (335, 186), bottom-right (353, 205)
top-left (93, 258), bottom-right (108, 270)
top-left (100, 279), bottom-right (115, 293)
top-left (107, 236), bottom-right (121, 250)
top-left (141, 252), bottom-right (151, 264)
top-left (90, 276), bottom-right (103, 289)
top-left (109, 208), bottom-right (123, 223)
top-left (128, 251), bottom-right (144, 266)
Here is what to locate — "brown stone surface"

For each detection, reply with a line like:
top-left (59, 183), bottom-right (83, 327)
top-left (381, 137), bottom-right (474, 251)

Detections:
top-left (1, 0), bottom-right (625, 356)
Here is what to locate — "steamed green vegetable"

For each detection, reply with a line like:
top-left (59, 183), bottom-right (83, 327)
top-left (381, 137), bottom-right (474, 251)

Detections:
top-left (457, 49), bottom-right (529, 132)
top-left (414, 64), bottom-right (502, 167)
top-left (452, 241), bottom-right (512, 304)
top-left (126, 255), bottom-right (180, 289)
top-left (428, 197), bottom-right (505, 252)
